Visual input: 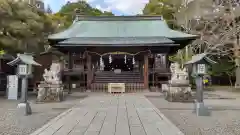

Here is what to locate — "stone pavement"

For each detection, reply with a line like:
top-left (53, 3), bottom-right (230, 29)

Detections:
top-left (30, 94), bottom-right (183, 135)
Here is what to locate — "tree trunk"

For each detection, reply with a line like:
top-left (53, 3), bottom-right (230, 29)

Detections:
top-left (235, 65), bottom-right (240, 88)
top-left (228, 74), bottom-right (233, 86)
top-left (234, 45), bottom-right (240, 88)
top-left (234, 36), bottom-right (240, 88)
top-left (185, 46), bottom-right (188, 60)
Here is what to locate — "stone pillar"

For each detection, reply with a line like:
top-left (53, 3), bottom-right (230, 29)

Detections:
top-left (144, 53), bottom-right (149, 89)
top-left (196, 76), bottom-right (203, 103)
top-left (194, 75), bottom-right (210, 116)
top-left (87, 53), bottom-right (92, 90)
top-left (18, 77), bottom-right (32, 115)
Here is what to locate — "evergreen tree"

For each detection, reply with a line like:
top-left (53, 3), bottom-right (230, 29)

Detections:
top-left (46, 4), bottom-right (52, 14)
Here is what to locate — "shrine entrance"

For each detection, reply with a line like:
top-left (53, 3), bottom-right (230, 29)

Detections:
top-left (47, 15), bottom-right (198, 93)
top-left (103, 55), bottom-right (134, 71)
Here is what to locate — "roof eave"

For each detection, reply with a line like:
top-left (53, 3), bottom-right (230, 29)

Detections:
top-left (170, 35), bottom-right (200, 40)
top-left (204, 57), bottom-right (217, 64)
top-left (7, 58), bottom-right (21, 66)
top-left (55, 43), bottom-right (180, 47)
top-left (185, 53), bottom-right (217, 65)
top-left (73, 15), bottom-right (163, 21)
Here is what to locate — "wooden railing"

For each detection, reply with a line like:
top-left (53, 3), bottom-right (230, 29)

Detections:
top-left (91, 83), bottom-right (144, 92)
top-left (150, 67), bottom-right (170, 74)
top-left (62, 67), bottom-right (87, 75)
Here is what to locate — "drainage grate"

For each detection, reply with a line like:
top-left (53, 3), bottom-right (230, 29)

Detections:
top-left (145, 95), bottom-right (164, 98)
top-left (52, 107), bottom-right (68, 110)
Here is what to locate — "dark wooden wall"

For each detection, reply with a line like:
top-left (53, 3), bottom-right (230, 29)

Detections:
top-left (0, 59), bottom-right (15, 93)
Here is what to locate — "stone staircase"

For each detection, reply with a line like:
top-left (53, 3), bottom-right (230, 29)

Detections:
top-left (94, 71), bottom-right (143, 83)
top-left (91, 71), bottom-right (144, 92)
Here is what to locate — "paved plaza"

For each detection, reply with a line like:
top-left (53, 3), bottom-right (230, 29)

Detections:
top-left (30, 94), bottom-right (183, 135)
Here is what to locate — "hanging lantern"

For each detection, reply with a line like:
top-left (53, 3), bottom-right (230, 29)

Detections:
top-left (124, 55), bottom-right (127, 64)
top-left (132, 56), bottom-right (135, 65)
top-left (109, 55), bottom-right (112, 63)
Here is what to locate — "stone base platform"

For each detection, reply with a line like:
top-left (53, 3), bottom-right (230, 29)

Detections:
top-left (162, 84), bottom-right (192, 102)
top-left (37, 83), bottom-right (65, 103)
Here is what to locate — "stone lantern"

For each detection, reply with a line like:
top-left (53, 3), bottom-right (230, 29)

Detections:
top-left (185, 53), bottom-right (216, 116)
top-left (7, 53), bottom-right (41, 116)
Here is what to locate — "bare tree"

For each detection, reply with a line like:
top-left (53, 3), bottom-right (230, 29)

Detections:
top-left (173, 0), bottom-right (240, 87)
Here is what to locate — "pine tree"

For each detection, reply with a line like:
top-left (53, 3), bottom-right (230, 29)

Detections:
top-left (46, 4), bottom-right (52, 14)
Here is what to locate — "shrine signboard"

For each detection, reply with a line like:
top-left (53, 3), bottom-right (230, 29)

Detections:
top-left (7, 75), bottom-right (18, 100)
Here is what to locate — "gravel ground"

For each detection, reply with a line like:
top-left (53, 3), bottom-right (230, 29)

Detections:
top-left (0, 92), bottom-right (87, 135)
top-left (146, 91), bottom-right (240, 135)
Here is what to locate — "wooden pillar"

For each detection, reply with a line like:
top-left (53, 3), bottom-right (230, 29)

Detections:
top-left (87, 53), bottom-right (92, 90)
top-left (152, 54), bottom-right (155, 87)
top-left (68, 52), bottom-right (72, 94)
top-left (144, 53), bottom-right (149, 89)
top-left (165, 54), bottom-right (171, 80)
top-left (165, 53), bottom-right (169, 68)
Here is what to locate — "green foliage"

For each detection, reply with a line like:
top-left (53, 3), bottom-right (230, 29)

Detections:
top-left (57, 1), bottom-right (114, 28)
top-left (169, 48), bottom-right (193, 67)
top-left (47, 13), bottom-right (69, 32)
top-left (143, 0), bottom-right (184, 29)
top-left (143, 0), bottom-right (193, 67)
top-left (208, 57), bottom-right (235, 77)
top-left (0, 0), bottom-right (114, 54)
top-left (0, 0), bottom-right (57, 53)
top-left (0, 50), bottom-right (5, 55)
top-left (143, 0), bottom-right (175, 20)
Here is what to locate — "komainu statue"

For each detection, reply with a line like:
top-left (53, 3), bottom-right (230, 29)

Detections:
top-left (162, 63), bottom-right (192, 102)
top-left (37, 62), bottom-right (64, 102)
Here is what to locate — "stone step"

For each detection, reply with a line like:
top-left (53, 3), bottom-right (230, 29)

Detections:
top-left (94, 71), bottom-right (142, 83)
top-left (94, 80), bottom-right (143, 83)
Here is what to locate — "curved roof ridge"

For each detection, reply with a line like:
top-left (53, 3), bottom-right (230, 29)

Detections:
top-left (48, 16), bottom-right (198, 41)
top-left (74, 16), bottom-right (163, 21)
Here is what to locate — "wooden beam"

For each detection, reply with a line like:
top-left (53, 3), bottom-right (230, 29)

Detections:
top-left (144, 53), bottom-right (149, 89)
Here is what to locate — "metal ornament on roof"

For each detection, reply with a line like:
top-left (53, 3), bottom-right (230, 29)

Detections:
top-left (109, 55), bottom-right (112, 63)
top-left (100, 56), bottom-right (104, 70)
top-left (124, 55), bottom-right (127, 64)
top-left (100, 56), bottom-right (104, 66)
top-left (132, 56), bottom-right (135, 65)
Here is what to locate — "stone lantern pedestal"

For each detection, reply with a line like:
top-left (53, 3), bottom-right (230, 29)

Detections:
top-left (37, 62), bottom-right (64, 102)
top-left (162, 63), bottom-right (192, 102)
top-left (185, 53), bottom-right (216, 116)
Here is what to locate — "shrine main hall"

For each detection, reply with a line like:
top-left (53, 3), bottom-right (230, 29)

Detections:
top-left (48, 15), bottom-right (198, 93)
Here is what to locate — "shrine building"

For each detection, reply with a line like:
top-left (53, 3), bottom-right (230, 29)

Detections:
top-left (48, 14), bottom-right (198, 93)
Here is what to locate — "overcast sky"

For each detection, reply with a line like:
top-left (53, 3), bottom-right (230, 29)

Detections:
top-left (43, 0), bottom-right (149, 15)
